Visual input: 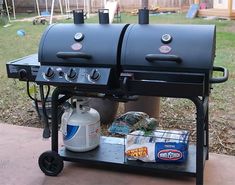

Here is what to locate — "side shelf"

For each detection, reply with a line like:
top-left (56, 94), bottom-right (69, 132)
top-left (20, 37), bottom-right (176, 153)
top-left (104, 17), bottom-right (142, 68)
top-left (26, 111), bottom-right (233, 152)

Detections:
top-left (60, 136), bottom-right (201, 177)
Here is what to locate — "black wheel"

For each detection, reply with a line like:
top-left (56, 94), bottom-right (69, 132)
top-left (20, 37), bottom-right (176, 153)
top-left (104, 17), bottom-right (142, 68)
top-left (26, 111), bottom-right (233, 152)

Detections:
top-left (38, 151), bottom-right (64, 176)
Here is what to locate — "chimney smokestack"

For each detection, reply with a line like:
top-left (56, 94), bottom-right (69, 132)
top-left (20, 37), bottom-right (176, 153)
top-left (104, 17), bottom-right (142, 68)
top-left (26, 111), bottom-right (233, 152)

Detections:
top-left (98, 9), bottom-right (109, 24)
top-left (138, 8), bottom-right (149, 24)
top-left (73, 9), bottom-right (84, 24)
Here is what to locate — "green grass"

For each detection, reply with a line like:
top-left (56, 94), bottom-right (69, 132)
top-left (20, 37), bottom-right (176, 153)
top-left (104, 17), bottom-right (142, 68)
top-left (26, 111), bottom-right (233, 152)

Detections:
top-left (0, 22), bottom-right (46, 63)
top-left (0, 21), bottom-right (46, 114)
top-left (123, 13), bottom-right (231, 29)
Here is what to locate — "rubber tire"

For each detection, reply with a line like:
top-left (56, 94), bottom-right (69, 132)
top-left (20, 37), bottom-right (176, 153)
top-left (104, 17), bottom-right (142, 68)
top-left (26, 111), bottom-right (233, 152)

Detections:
top-left (38, 151), bottom-right (64, 176)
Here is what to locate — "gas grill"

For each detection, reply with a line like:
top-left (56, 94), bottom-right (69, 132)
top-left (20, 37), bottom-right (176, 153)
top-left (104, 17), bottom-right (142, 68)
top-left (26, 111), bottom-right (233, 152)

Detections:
top-left (36, 22), bottom-right (128, 92)
top-left (6, 9), bottom-right (228, 185)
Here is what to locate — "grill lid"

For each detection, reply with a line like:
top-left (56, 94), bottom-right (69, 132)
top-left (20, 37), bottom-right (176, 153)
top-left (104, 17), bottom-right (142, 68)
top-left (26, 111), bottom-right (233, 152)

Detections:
top-left (38, 24), bottom-right (128, 68)
top-left (121, 24), bottom-right (216, 71)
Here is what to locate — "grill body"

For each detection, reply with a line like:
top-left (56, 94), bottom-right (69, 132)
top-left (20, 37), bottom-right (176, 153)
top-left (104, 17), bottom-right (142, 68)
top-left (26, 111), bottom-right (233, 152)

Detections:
top-left (7, 22), bottom-right (227, 98)
top-left (121, 24), bottom-right (216, 70)
top-left (120, 24), bottom-right (216, 97)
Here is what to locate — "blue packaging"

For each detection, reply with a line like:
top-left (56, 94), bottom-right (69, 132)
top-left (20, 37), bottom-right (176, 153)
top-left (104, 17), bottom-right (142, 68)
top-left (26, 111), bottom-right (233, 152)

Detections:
top-left (155, 142), bottom-right (188, 162)
top-left (154, 130), bottom-right (189, 162)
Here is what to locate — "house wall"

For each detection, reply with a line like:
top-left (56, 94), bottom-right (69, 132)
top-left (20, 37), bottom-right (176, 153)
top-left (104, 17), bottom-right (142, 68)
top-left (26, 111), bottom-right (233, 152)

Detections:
top-left (213, 0), bottom-right (227, 9)
top-left (213, 0), bottom-right (235, 10)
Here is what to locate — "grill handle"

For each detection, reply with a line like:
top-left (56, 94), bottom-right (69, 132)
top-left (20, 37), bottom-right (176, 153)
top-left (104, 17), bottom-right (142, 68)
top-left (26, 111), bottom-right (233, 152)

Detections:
top-left (210, 66), bottom-right (229, 84)
top-left (145, 54), bottom-right (182, 63)
top-left (56, 52), bottom-right (92, 59)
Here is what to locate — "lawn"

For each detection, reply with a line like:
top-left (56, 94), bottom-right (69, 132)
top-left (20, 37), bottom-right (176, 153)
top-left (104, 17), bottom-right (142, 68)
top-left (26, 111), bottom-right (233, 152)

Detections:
top-left (0, 13), bottom-right (234, 155)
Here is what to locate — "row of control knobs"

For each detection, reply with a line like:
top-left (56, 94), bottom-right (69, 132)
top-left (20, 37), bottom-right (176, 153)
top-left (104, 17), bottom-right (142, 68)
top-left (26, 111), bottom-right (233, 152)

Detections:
top-left (44, 67), bottom-right (100, 81)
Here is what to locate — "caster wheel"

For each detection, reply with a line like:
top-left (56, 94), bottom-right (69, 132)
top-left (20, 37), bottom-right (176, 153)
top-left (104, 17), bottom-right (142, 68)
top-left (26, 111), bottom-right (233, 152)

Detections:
top-left (38, 151), bottom-right (64, 176)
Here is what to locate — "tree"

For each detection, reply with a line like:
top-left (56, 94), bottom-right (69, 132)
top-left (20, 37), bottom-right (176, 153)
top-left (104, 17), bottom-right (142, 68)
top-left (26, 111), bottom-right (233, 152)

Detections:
top-left (140, 0), bottom-right (148, 9)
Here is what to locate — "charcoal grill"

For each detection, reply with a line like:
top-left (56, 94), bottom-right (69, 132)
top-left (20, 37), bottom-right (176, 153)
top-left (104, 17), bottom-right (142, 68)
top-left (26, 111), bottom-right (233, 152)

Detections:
top-left (6, 9), bottom-right (228, 185)
top-left (120, 24), bottom-right (225, 97)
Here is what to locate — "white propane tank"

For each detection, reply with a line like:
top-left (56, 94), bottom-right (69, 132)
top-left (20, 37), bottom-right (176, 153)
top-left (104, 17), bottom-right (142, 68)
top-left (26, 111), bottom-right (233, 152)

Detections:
top-left (61, 98), bottom-right (100, 152)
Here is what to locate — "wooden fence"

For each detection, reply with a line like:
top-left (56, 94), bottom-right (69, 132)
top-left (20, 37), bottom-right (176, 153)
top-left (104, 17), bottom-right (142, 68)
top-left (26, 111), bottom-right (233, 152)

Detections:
top-left (7, 0), bottom-right (213, 13)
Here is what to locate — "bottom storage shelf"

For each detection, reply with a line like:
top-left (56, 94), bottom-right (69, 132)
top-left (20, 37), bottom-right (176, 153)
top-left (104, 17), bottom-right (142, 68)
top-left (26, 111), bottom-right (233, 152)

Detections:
top-left (59, 136), bottom-right (201, 177)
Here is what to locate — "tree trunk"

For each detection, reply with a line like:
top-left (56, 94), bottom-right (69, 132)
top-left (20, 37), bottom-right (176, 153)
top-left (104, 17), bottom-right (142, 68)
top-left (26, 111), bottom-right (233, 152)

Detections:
top-left (88, 0), bottom-right (91, 13)
top-left (140, 0), bottom-right (148, 9)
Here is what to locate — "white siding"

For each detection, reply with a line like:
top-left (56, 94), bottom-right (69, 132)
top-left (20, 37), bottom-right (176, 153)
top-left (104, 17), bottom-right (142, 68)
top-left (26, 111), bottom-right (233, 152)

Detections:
top-left (213, 0), bottom-right (228, 9)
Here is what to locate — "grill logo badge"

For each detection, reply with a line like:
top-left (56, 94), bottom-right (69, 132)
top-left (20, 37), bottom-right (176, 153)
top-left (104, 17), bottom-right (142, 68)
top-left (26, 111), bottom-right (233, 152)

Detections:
top-left (71, 43), bottom-right (83, 51)
top-left (159, 45), bottom-right (172, 54)
top-left (158, 149), bottom-right (182, 161)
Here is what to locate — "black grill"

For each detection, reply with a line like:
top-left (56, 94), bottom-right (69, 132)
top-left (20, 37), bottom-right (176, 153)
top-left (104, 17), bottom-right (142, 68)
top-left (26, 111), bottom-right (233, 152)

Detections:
top-left (7, 10), bottom-right (228, 97)
top-left (32, 12), bottom-right (228, 98)
top-left (6, 9), bottom-right (229, 185)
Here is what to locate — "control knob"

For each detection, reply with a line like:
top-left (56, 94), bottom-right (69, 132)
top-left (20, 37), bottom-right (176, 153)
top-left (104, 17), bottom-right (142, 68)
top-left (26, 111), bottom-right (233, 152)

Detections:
top-left (67, 68), bottom-right (77, 80)
top-left (45, 67), bottom-right (55, 79)
top-left (18, 69), bottom-right (27, 80)
top-left (89, 69), bottom-right (100, 81)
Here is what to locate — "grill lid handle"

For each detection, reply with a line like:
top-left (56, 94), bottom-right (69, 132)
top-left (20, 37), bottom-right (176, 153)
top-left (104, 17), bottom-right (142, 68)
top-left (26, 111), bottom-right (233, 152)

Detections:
top-left (145, 54), bottom-right (182, 63)
top-left (56, 52), bottom-right (92, 60)
top-left (210, 66), bottom-right (229, 84)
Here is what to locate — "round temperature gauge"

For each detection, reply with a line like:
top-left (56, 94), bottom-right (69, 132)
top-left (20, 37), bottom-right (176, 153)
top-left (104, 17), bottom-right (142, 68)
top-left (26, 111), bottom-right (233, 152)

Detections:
top-left (74, 32), bottom-right (84, 42)
top-left (161, 34), bottom-right (172, 44)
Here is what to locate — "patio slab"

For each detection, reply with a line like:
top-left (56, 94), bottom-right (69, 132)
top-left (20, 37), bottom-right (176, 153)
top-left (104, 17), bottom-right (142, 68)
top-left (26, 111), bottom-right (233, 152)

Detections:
top-left (0, 123), bottom-right (234, 185)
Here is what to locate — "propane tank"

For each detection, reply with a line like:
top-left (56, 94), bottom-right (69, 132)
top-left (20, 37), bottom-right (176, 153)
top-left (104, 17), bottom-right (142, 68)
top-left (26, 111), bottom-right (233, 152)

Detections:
top-left (61, 98), bottom-right (100, 152)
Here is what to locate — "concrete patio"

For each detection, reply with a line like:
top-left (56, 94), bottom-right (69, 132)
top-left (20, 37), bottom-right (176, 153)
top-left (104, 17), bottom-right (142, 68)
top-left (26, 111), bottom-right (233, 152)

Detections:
top-left (0, 123), bottom-right (234, 185)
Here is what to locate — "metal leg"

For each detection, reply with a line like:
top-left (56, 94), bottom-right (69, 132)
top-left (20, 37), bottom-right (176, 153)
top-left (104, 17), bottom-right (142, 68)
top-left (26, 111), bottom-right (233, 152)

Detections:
top-left (51, 87), bottom-right (73, 153)
top-left (202, 97), bottom-right (209, 160)
top-left (205, 105), bottom-right (209, 160)
top-left (189, 97), bottom-right (205, 185)
top-left (51, 87), bottom-right (61, 153)
top-left (39, 85), bottom-right (51, 139)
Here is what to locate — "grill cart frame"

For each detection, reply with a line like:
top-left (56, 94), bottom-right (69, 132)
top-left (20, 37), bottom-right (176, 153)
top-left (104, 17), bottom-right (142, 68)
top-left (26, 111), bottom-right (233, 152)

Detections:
top-left (38, 87), bottom-right (208, 185)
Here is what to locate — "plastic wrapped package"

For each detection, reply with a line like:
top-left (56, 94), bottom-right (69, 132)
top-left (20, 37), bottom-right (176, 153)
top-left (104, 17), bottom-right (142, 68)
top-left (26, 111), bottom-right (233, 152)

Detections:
top-left (108, 111), bottom-right (158, 135)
